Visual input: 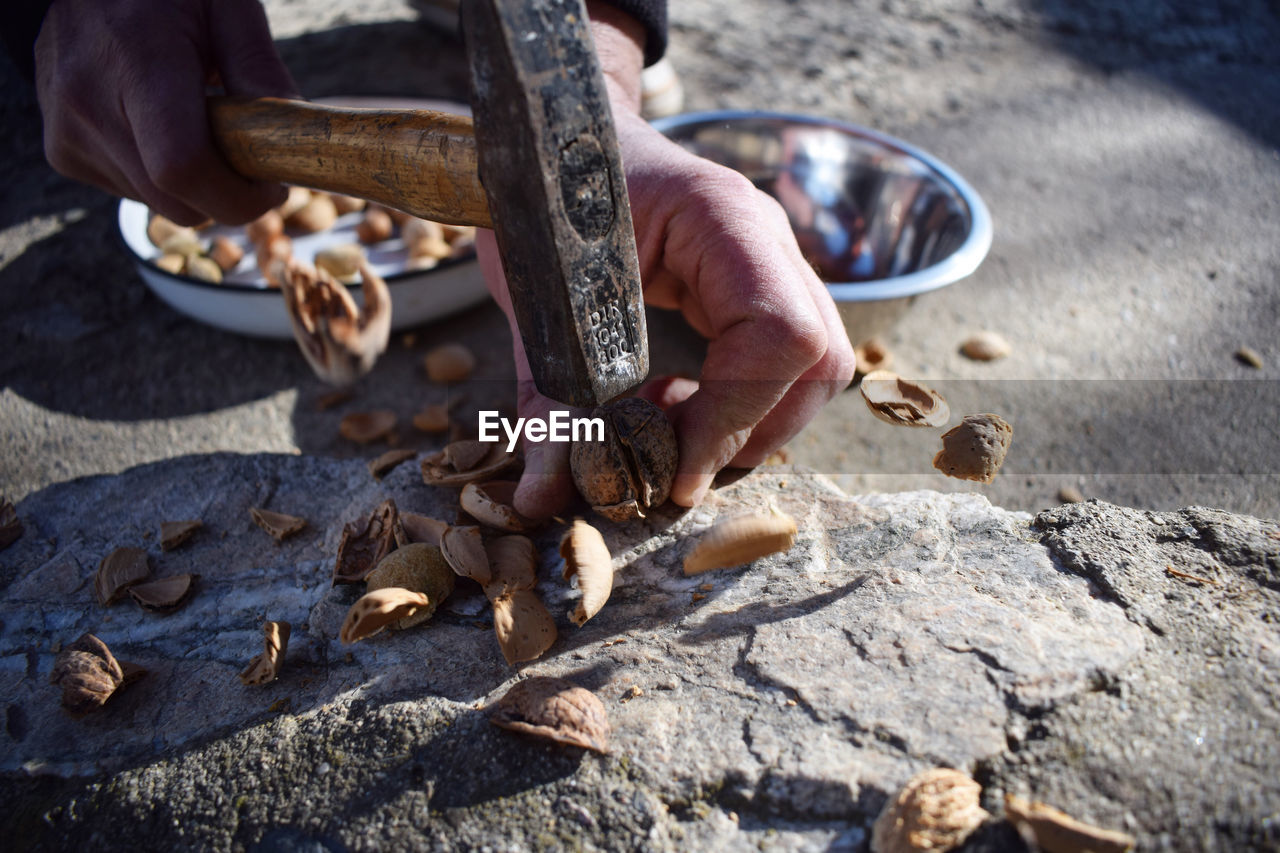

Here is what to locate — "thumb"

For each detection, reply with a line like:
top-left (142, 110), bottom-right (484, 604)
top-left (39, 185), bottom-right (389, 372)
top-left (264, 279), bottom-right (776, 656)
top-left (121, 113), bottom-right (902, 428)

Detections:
top-left (207, 0), bottom-right (299, 98)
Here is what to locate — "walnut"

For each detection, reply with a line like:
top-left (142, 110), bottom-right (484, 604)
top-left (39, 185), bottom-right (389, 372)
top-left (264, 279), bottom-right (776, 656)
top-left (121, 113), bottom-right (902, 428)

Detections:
top-left (932, 414), bottom-right (1013, 484)
top-left (570, 397), bottom-right (678, 521)
top-left (489, 676), bottom-right (609, 753)
top-left (871, 768), bottom-right (989, 853)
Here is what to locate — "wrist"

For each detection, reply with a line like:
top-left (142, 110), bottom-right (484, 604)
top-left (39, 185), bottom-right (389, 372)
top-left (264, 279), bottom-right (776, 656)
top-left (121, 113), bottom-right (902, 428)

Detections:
top-left (585, 0), bottom-right (646, 115)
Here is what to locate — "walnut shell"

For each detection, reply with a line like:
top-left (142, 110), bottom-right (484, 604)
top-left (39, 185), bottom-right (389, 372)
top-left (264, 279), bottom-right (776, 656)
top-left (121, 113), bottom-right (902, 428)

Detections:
top-left (570, 397), bottom-right (677, 521)
top-left (0, 497), bottom-right (22, 550)
top-left (364, 543), bottom-right (455, 629)
top-left (333, 498), bottom-right (400, 585)
top-left (1003, 794), bottom-right (1135, 853)
top-left (249, 507), bottom-right (308, 541)
top-left (683, 511), bottom-right (798, 575)
top-left (128, 573), bottom-right (199, 613)
top-left (932, 414), bottom-right (1013, 484)
top-left (368, 448), bottom-right (417, 480)
top-left (440, 524), bottom-right (492, 585)
top-left (50, 633), bottom-right (144, 716)
top-left (492, 589), bottom-right (557, 665)
top-left (95, 546), bottom-right (151, 606)
top-left (489, 676), bottom-right (609, 752)
top-left (482, 535), bottom-right (538, 601)
top-left (421, 441), bottom-right (518, 487)
top-left (160, 519), bottom-right (202, 551)
top-left (860, 371), bottom-right (950, 428)
top-left (460, 480), bottom-right (538, 532)
top-left (560, 518), bottom-right (613, 626)
top-left (239, 621), bottom-right (290, 686)
top-left (871, 768), bottom-right (989, 853)
top-left (339, 587), bottom-right (432, 643)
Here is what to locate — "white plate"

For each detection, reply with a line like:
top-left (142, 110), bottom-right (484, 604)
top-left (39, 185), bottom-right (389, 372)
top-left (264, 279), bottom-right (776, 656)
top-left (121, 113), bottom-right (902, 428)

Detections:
top-left (118, 98), bottom-right (489, 340)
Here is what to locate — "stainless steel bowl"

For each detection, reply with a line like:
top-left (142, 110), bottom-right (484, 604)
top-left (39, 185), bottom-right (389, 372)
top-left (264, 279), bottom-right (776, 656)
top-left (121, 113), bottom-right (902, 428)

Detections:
top-left (652, 111), bottom-right (993, 343)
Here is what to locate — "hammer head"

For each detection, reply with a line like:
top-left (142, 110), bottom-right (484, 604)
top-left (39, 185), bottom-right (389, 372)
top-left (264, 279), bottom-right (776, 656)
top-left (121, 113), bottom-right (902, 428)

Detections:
top-left (462, 0), bottom-right (649, 408)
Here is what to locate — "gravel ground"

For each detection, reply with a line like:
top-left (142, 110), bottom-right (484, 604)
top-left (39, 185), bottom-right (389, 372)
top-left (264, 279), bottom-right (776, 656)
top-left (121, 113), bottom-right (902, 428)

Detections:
top-left (1, 0), bottom-right (1277, 518)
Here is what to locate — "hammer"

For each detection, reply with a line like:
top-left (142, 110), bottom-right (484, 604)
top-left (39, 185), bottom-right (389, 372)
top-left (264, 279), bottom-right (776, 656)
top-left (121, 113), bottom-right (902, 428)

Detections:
top-left (208, 0), bottom-right (648, 407)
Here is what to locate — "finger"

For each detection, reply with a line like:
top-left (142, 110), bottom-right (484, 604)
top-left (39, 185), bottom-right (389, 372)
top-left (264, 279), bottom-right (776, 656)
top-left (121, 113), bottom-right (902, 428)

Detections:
top-left (664, 202), bottom-right (831, 504)
top-left (635, 375), bottom-right (699, 409)
top-left (122, 47), bottom-right (286, 224)
top-left (208, 0), bottom-right (300, 99)
top-left (725, 234), bottom-right (856, 467)
top-left (47, 124), bottom-right (207, 224)
top-left (476, 230), bottom-right (578, 519)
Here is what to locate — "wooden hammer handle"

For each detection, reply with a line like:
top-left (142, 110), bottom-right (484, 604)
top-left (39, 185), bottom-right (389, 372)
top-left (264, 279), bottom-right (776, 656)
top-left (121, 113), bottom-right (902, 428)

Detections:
top-left (209, 97), bottom-right (492, 228)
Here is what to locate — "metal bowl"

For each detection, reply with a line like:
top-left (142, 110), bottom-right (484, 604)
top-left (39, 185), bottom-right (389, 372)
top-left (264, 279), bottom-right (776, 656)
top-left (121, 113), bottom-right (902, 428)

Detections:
top-left (652, 111), bottom-right (993, 343)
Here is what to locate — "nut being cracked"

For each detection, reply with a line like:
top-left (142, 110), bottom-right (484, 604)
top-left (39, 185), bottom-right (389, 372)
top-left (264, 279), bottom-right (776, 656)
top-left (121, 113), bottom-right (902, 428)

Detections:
top-left (570, 397), bottom-right (677, 521)
top-left (275, 256), bottom-right (390, 386)
top-left (871, 768), bottom-right (989, 853)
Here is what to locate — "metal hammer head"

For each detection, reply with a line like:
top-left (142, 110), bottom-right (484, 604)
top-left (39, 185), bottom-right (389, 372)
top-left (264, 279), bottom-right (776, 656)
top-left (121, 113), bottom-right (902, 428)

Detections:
top-left (461, 0), bottom-right (649, 408)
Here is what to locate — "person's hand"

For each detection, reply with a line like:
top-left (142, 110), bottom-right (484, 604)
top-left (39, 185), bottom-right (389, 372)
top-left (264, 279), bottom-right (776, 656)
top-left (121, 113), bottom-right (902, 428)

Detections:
top-left (33, 0), bottom-right (299, 225)
top-left (480, 3), bottom-right (856, 517)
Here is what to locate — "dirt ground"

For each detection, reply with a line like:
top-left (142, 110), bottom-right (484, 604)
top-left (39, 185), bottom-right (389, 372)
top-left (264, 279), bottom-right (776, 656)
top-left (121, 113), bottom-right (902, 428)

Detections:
top-left (1, 0), bottom-right (1277, 519)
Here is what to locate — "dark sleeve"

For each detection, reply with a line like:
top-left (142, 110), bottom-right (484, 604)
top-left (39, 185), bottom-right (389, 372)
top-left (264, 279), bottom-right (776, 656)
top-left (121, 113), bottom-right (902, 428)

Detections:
top-left (595, 0), bottom-right (667, 66)
top-left (0, 0), bottom-right (55, 81)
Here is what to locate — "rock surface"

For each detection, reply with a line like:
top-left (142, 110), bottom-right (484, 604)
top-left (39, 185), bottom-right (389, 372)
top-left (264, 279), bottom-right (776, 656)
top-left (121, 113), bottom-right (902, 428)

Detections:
top-left (2, 454), bottom-right (1277, 850)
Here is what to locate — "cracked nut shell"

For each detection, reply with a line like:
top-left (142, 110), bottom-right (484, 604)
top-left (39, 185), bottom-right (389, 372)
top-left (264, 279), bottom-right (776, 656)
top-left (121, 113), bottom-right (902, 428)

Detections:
top-left (570, 397), bottom-right (677, 521)
top-left (489, 676), bottom-right (609, 752)
top-left (364, 543), bottom-right (455, 629)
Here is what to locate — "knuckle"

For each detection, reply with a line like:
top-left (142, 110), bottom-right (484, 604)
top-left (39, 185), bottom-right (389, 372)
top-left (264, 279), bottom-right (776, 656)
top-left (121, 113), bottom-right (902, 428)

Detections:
top-left (147, 146), bottom-right (205, 196)
top-left (761, 312), bottom-right (829, 370)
